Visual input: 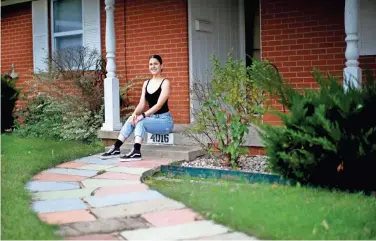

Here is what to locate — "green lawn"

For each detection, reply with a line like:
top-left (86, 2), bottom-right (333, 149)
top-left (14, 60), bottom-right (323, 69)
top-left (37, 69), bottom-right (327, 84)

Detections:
top-left (147, 176), bottom-right (376, 240)
top-left (1, 135), bottom-right (103, 240)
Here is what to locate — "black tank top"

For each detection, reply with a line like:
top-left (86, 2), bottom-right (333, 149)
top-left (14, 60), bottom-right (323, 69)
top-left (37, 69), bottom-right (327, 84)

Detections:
top-left (145, 79), bottom-right (169, 114)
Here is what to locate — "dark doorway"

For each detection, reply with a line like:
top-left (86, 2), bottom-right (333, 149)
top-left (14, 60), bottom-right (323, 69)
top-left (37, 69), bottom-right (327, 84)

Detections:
top-left (244, 0), bottom-right (260, 67)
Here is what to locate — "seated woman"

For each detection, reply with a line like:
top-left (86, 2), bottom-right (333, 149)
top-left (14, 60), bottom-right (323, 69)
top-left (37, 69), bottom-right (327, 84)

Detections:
top-left (102, 55), bottom-right (174, 160)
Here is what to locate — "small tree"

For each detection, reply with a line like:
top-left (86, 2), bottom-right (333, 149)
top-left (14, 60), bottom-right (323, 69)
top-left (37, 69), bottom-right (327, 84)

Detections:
top-left (185, 53), bottom-right (265, 168)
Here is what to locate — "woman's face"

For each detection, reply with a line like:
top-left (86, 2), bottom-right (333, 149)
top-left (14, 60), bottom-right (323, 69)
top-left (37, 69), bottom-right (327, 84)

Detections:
top-left (149, 58), bottom-right (162, 75)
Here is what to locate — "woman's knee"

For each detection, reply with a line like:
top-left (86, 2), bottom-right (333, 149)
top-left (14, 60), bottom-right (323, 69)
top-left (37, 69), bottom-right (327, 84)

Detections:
top-left (126, 116), bottom-right (133, 123)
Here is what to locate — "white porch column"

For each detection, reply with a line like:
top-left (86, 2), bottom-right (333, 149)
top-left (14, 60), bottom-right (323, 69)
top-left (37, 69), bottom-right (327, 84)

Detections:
top-left (344, 0), bottom-right (362, 90)
top-left (101, 0), bottom-right (122, 131)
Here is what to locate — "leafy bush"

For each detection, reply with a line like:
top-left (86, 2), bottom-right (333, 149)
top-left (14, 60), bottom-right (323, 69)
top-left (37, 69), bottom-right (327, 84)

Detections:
top-left (251, 59), bottom-right (376, 192)
top-left (186, 53), bottom-right (265, 167)
top-left (1, 73), bottom-right (20, 132)
top-left (14, 95), bottom-right (104, 142)
top-left (13, 96), bottom-right (63, 139)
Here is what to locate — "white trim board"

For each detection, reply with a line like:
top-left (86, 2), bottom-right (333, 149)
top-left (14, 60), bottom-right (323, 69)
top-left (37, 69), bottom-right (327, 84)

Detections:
top-left (1, 0), bottom-right (31, 7)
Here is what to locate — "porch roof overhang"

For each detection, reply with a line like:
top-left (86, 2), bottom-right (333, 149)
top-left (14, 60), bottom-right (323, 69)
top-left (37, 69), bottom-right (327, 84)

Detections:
top-left (1, 0), bottom-right (31, 7)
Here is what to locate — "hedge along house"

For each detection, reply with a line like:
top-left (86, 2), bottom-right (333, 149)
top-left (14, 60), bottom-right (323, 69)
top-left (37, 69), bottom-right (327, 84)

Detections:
top-left (1, 0), bottom-right (375, 141)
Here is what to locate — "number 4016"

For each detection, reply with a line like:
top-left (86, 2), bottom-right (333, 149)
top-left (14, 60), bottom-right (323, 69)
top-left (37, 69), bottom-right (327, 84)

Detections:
top-left (150, 134), bottom-right (169, 143)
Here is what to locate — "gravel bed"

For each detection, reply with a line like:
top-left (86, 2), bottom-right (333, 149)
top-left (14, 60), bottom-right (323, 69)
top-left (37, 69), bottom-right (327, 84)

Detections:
top-left (181, 155), bottom-right (271, 174)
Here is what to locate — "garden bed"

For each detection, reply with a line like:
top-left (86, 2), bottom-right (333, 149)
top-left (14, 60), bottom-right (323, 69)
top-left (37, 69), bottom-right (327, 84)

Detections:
top-left (181, 155), bottom-right (270, 174)
top-left (159, 154), bottom-right (294, 186)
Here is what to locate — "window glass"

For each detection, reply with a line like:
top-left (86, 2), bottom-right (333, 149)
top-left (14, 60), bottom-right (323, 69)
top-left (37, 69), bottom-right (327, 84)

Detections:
top-left (53, 0), bottom-right (82, 33)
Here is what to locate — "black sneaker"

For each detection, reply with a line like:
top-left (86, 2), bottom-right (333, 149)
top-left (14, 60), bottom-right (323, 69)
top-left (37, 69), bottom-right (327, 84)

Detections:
top-left (120, 148), bottom-right (142, 161)
top-left (101, 145), bottom-right (120, 158)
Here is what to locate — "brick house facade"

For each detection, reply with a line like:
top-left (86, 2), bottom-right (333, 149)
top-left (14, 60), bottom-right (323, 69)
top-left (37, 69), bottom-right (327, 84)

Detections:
top-left (261, 0), bottom-right (376, 124)
top-left (1, 0), bottom-right (375, 127)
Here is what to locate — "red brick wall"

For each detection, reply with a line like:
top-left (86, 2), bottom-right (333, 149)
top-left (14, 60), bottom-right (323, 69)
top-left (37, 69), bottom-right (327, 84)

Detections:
top-left (260, 0), bottom-right (376, 124)
top-left (1, 2), bottom-right (33, 106)
top-left (124, 0), bottom-right (190, 124)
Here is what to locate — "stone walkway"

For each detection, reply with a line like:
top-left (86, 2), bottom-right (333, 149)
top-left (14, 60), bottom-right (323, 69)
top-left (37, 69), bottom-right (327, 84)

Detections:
top-left (26, 153), bottom-right (256, 240)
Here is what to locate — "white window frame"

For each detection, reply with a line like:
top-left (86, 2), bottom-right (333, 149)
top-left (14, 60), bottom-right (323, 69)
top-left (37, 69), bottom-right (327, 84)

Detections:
top-left (50, 0), bottom-right (84, 53)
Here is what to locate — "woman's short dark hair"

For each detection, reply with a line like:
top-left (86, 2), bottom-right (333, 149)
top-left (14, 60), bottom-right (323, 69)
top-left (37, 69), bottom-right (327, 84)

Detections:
top-left (150, 55), bottom-right (163, 65)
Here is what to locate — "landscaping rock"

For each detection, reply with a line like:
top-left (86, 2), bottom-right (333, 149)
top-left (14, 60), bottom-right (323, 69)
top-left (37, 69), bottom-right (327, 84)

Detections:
top-left (181, 155), bottom-right (270, 174)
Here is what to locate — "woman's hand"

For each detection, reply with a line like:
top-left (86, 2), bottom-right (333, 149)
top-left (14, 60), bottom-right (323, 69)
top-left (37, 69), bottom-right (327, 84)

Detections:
top-left (132, 114), bottom-right (144, 126)
top-left (130, 113), bottom-right (137, 126)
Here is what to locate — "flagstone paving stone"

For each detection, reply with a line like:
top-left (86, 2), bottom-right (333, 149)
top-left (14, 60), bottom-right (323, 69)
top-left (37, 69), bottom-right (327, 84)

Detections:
top-left (74, 156), bottom-right (121, 165)
top-left (26, 181), bottom-right (80, 192)
top-left (56, 162), bottom-right (88, 169)
top-left (195, 232), bottom-right (256, 240)
top-left (84, 190), bottom-right (165, 208)
top-left (81, 179), bottom-right (140, 188)
top-left (120, 220), bottom-right (229, 240)
top-left (45, 168), bottom-right (98, 177)
top-left (31, 187), bottom-right (97, 201)
top-left (106, 167), bottom-right (150, 175)
top-left (142, 208), bottom-right (203, 227)
top-left (115, 160), bottom-right (172, 168)
top-left (77, 164), bottom-right (114, 171)
top-left (57, 217), bottom-right (150, 237)
top-left (33, 173), bottom-right (87, 182)
top-left (65, 233), bottom-right (120, 240)
top-left (93, 172), bottom-right (140, 180)
top-left (32, 198), bottom-right (87, 213)
top-left (93, 184), bottom-right (149, 196)
top-left (90, 198), bottom-right (185, 219)
top-left (38, 210), bottom-right (96, 224)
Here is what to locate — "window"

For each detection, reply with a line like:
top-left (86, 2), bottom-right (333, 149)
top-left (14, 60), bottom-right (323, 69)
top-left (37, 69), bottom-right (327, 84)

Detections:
top-left (52, 0), bottom-right (83, 51)
top-left (359, 0), bottom-right (376, 55)
top-left (32, 0), bottom-right (100, 72)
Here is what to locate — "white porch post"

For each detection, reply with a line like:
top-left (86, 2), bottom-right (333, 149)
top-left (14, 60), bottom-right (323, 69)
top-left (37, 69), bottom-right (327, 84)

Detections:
top-left (344, 0), bottom-right (362, 90)
top-left (101, 0), bottom-right (122, 131)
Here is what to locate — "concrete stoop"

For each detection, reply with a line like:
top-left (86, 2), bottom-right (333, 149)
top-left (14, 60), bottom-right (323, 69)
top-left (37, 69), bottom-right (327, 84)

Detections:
top-left (109, 144), bottom-right (205, 161)
top-left (99, 124), bottom-right (264, 161)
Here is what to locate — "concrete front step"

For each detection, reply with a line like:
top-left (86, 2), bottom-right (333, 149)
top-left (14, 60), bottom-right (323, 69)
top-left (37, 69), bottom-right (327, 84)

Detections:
top-left (108, 143), bottom-right (205, 161)
top-left (98, 124), bottom-right (264, 147)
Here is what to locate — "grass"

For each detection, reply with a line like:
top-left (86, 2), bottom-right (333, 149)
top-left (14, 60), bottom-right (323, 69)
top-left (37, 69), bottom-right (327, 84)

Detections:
top-left (147, 175), bottom-right (376, 240)
top-left (1, 134), bottom-right (104, 240)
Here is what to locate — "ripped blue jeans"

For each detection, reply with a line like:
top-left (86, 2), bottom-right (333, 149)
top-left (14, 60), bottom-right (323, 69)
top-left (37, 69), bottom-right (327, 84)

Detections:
top-left (120, 112), bottom-right (174, 140)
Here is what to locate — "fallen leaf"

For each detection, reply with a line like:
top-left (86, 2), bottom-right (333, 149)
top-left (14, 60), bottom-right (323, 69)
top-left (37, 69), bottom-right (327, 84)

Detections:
top-left (321, 219), bottom-right (329, 230)
top-left (337, 162), bottom-right (344, 172)
top-left (364, 227), bottom-right (370, 233)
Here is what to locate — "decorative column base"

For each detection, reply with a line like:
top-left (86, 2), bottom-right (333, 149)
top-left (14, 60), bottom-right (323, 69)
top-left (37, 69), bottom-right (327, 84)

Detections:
top-left (343, 66), bottom-right (362, 90)
top-left (101, 76), bottom-right (122, 131)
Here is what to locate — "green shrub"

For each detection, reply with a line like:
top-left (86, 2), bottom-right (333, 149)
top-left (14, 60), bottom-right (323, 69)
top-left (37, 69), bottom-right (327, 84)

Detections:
top-left (186, 53), bottom-right (265, 167)
top-left (1, 73), bottom-right (20, 132)
top-left (59, 104), bottom-right (104, 141)
top-left (14, 46), bottom-right (105, 142)
top-left (251, 60), bottom-right (376, 192)
top-left (13, 96), bottom-right (63, 139)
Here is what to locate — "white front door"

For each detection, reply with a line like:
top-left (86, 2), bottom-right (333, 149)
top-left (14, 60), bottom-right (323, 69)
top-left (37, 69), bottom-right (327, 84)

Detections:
top-left (188, 0), bottom-right (244, 120)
